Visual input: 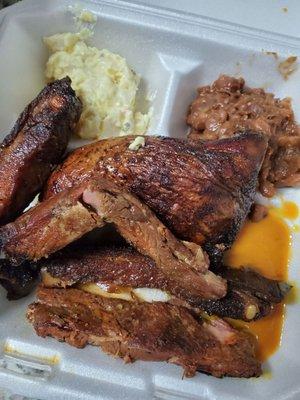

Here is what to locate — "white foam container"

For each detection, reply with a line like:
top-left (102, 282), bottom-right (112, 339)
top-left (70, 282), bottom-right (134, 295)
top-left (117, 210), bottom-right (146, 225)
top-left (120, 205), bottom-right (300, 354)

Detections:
top-left (0, 0), bottom-right (299, 399)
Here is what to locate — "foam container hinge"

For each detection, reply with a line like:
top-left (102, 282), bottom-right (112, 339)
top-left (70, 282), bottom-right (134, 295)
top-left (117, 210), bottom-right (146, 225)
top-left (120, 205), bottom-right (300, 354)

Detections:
top-left (0, 0), bottom-right (299, 399)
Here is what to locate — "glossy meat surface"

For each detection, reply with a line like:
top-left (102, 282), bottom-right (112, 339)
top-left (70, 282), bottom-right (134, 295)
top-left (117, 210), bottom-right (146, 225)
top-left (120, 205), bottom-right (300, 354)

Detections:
top-left (44, 133), bottom-right (267, 262)
top-left (41, 245), bottom-right (169, 290)
top-left (0, 77), bottom-right (82, 224)
top-left (199, 266), bottom-right (290, 321)
top-left (40, 245), bottom-right (288, 321)
top-left (27, 286), bottom-right (261, 378)
top-left (0, 179), bottom-right (226, 300)
top-left (0, 183), bottom-right (102, 265)
top-left (220, 265), bottom-right (290, 304)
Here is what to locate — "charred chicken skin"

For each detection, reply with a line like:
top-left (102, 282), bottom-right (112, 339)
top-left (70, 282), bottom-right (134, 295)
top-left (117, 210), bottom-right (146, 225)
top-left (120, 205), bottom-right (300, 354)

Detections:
top-left (43, 133), bottom-right (267, 262)
top-left (0, 77), bottom-right (82, 225)
top-left (0, 73), bottom-right (290, 381)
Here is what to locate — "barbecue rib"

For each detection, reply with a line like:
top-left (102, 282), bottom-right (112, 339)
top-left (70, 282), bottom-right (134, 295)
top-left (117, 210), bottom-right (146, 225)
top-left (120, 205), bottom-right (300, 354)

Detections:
top-left (0, 77), bottom-right (82, 225)
top-left (43, 133), bottom-right (267, 262)
top-left (27, 286), bottom-right (261, 378)
top-left (39, 245), bottom-right (289, 321)
top-left (0, 179), bottom-right (226, 300)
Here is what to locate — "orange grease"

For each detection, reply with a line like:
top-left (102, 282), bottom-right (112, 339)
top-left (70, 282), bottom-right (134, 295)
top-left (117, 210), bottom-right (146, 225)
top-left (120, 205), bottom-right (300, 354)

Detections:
top-left (224, 203), bottom-right (294, 361)
top-left (272, 200), bottom-right (299, 220)
top-left (228, 304), bottom-right (285, 362)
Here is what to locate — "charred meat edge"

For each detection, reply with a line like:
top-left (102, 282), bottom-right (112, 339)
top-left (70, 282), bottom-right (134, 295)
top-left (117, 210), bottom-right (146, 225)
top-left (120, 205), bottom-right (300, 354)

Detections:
top-left (43, 133), bottom-right (267, 264)
top-left (0, 259), bottom-right (39, 300)
top-left (0, 77), bottom-right (82, 225)
top-left (0, 179), bottom-right (226, 300)
top-left (27, 286), bottom-right (261, 378)
top-left (40, 245), bottom-right (290, 321)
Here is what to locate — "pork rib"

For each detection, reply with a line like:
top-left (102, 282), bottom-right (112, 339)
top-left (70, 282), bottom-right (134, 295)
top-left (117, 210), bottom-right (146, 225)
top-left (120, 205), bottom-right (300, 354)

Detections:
top-left (0, 77), bottom-right (82, 225)
top-left (39, 244), bottom-right (289, 321)
top-left (0, 183), bottom-right (103, 265)
top-left (27, 286), bottom-right (261, 378)
top-left (43, 133), bottom-right (267, 262)
top-left (0, 179), bottom-right (226, 300)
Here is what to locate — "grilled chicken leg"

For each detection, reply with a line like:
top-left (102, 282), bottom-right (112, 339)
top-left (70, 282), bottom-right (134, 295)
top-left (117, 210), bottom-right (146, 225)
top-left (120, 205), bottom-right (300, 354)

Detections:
top-left (43, 133), bottom-right (267, 262)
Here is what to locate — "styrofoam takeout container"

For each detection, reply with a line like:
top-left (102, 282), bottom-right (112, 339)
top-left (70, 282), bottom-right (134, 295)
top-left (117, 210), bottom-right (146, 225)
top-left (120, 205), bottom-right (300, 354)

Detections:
top-left (0, 0), bottom-right (299, 399)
